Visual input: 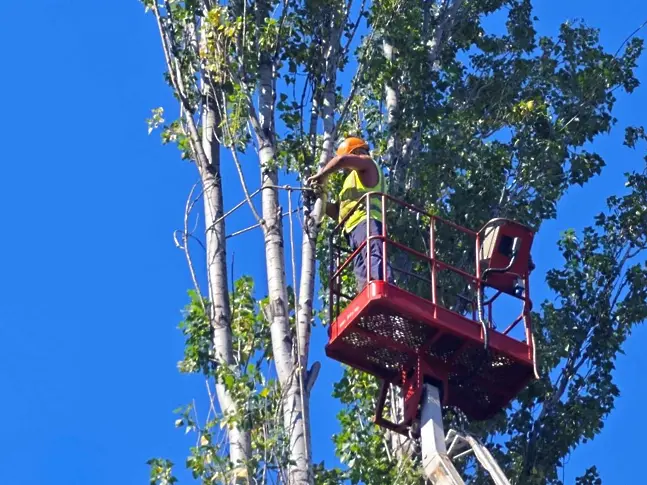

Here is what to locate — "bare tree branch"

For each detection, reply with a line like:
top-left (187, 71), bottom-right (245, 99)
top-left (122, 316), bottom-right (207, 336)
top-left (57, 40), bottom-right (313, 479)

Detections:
top-left (427, 0), bottom-right (465, 68)
top-left (182, 182), bottom-right (205, 306)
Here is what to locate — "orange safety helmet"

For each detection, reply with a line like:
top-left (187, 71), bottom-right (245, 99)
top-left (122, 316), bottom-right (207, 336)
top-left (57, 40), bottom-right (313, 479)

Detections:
top-left (336, 136), bottom-right (369, 156)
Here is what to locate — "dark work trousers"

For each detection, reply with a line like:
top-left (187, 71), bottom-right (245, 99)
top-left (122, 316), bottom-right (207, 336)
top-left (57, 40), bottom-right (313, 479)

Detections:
top-left (346, 218), bottom-right (392, 291)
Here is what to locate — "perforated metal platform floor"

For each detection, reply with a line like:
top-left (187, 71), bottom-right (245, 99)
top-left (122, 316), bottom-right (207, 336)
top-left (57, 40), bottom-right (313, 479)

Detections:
top-left (326, 281), bottom-right (535, 420)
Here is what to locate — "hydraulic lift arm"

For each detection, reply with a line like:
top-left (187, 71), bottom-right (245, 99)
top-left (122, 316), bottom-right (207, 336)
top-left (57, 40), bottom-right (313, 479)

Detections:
top-left (420, 384), bottom-right (512, 485)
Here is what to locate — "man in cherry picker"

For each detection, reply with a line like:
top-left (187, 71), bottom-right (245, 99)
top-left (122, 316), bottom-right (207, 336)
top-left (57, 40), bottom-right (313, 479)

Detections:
top-left (307, 136), bottom-right (392, 291)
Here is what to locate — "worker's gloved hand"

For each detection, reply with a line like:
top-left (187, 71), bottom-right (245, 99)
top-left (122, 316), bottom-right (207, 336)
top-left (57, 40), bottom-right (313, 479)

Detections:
top-left (306, 170), bottom-right (328, 188)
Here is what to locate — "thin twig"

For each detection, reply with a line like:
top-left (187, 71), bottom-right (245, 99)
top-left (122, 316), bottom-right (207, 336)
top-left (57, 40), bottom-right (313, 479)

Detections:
top-left (226, 208), bottom-right (300, 239)
top-left (614, 19), bottom-right (647, 57)
top-left (335, 34), bottom-right (375, 132)
top-left (335, 0), bottom-right (406, 134)
top-left (219, 91), bottom-right (264, 223)
top-left (205, 378), bottom-right (219, 421)
top-left (173, 230), bottom-right (207, 252)
top-left (342, 0), bottom-right (367, 55)
top-left (264, 184), bottom-right (315, 192)
top-left (206, 188), bottom-right (262, 233)
top-left (560, 19), bottom-right (647, 133)
top-left (231, 147), bottom-right (264, 223)
top-left (152, 3), bottom-right (188, 104)
top-left (273, 0), bottom-right (291, 61)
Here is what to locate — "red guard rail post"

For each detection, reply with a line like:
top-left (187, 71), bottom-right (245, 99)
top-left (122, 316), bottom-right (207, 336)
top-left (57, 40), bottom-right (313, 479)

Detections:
top-left (430, 216), bottom-right (437, 308)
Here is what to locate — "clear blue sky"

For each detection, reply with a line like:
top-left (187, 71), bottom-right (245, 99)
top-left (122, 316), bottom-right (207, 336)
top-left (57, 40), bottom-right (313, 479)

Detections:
top-left (0, 1), bottom-right (645, 484)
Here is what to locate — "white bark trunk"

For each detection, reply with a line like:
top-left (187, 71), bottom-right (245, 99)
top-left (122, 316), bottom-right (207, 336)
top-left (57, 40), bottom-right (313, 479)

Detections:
top-left (256, 43), bottom-right (312, 484)
top-left (201, 97), bottom-right (252, 474)
top-left (294, 20), bottom-right (342, 471)
top-left (150, 5), bottom-right (251, 480)
top-left (400, 131), bottom-right (422, 192)
top-left (381, 36), bottom-right (416, 462)
top-left (297, 27), bottom-right (339, 373)
top-left (383, 38), bottom-right (400, 187)
top-left (292, 66), bottom-right (336, 479)
top-left (427, 0), bottom-right (464, 69)
top-left (259, 148), bottom-right (311, 485)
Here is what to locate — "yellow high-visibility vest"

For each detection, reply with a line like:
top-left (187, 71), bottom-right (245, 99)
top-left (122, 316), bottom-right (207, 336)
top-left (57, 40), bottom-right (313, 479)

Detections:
top-left (338, 159), bottom-right (385, 233)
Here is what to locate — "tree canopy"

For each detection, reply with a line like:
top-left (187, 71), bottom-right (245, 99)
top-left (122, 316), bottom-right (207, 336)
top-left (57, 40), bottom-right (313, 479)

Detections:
top-left (141, 0), bottom-right (647, 483)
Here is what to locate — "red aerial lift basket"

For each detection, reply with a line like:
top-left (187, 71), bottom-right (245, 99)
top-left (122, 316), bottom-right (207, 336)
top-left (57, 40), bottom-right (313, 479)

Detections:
top-left (325, 193), bottom-right (538, 430)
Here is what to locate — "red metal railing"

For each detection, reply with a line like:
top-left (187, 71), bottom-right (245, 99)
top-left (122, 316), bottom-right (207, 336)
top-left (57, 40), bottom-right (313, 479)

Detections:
top-left (328, 191), bottom-right (534, 348)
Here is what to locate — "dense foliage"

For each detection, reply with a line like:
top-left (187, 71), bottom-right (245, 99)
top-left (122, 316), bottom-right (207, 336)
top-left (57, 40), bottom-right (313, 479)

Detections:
top-left (141, 0), bottom-right (646, 483)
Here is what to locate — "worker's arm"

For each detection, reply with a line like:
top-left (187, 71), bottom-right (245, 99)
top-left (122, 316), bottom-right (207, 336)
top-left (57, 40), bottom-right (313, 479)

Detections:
top-left (306, 154), bottom-right (378, 187)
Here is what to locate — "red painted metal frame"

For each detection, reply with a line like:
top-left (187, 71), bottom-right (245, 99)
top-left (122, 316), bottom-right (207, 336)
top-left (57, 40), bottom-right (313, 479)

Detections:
top-left (325, 192), bottom-right (537, 429)
top-left (328, 281), bottom-right (534, 370)
top-left (371, 356), bottom-right (431, 435)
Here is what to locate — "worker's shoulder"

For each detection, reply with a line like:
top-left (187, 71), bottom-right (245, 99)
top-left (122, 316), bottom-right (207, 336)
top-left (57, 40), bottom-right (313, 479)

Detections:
top-left (354, 154), bottom-right (379, 167)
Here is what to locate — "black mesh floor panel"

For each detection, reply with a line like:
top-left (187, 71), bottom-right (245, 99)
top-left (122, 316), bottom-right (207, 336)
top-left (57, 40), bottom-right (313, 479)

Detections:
top-left (327, 307), bottom-right (534, 420)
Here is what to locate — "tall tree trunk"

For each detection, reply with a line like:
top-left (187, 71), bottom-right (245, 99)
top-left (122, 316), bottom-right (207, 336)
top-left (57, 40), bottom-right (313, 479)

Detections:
top-left (294, 29), bottom-right (340, 471)
top-left (296, 17), bottom-right (341, 389)
top-left (201, 93), bottom-right (252, 477)
top-left (255, 34), bottom-right (312, 484)
top-left (151, 2), bottom-right (253, 473)
top-left (380, 35), bottom-right (413, 459)
top-left (383, 38), bottom-right (400, 178)
top-left (427, 0), bottom-right (464, 69)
